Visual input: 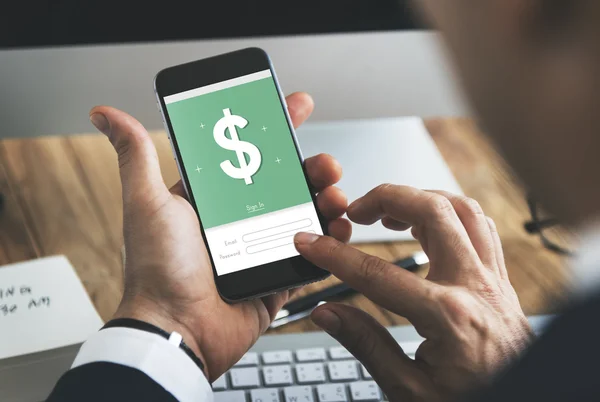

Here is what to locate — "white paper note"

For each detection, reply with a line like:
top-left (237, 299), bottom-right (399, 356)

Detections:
top-left (0, 256), bottom-right (103, 360)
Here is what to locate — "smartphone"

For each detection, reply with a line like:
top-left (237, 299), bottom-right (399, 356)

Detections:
top-left (154, 48), bottom-right (329, 302)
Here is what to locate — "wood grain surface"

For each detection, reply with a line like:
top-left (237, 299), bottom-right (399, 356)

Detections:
top-left (0, 119), bottom-right (572, 333)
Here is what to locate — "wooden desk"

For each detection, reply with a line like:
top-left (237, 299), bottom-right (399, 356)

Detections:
top-left (0, 118), bottom-right (571, 333)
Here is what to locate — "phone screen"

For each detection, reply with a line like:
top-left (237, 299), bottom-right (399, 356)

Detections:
top-left (164, 69), bottom-right (323, 276)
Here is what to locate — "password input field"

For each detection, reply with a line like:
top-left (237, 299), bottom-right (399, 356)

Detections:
top-left (242, 219), bottom-right (313, 243)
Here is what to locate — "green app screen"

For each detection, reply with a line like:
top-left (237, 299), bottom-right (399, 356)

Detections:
top-left (164, 70), bottom-right (323, 276)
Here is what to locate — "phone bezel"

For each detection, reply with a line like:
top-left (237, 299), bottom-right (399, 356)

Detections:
top-left (154, 47), bottom-right (330, 302)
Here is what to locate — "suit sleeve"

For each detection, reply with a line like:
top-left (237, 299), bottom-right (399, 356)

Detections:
top-left (47, 362), bottom-right (179, 402)
top-left (46, 328), bottom-right (214, 402)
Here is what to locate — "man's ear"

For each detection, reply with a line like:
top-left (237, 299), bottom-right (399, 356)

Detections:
top-left (520, 1), bottom-right (600, 48)
top-left (487, 0), bottom-right (587, 47)
top-left (531, 0), bottom-right (580, 44)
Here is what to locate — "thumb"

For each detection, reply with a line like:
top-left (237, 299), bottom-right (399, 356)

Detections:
top-left (90, 106), bottom-right (168, 208)
top-left (312, 303), bottom-right (431, 400)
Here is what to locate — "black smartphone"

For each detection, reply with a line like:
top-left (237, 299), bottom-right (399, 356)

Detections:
top-left (154, 48), bottom-right (329, 302)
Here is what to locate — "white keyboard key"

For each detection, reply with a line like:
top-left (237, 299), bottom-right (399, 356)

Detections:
top-left (235, 352), bottom-right (259, 367)
top-left (350, 382), bottom-right (381, 401)
top-left (213, 374), bottom-right (228, 390)
top-left (295, 363), bottom-right (326, 384)
top-left (296, 348), bottom-right (326, 362)
top-left (262, 350), bottom-right (293, 364)
top-left (360, 365), bottom-right (372, 380)
top-left (230, 367), bottom-right (261, 389)
top-left (284, 386), bottom-right (315, 402)
top-left (327, 361), bottom-right (359, 382)
top-left (250, 388), bottom-right (281, 402)
top-left (317, 384), bottom-right (348, 402)
top-left (263, 364), bottom-right (294, 386)
top-left (215, 390), bottom-right (247, 402)
top-left (329, 347), bottom-right (353, 360)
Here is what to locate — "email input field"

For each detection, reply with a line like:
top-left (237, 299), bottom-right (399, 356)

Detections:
top-left (242, 219), bottom-right (313, 243)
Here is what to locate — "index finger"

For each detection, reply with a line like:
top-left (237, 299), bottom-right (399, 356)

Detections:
top-left (294, 232), bottom-right (439, 329)
top-left (347, 185), bottom-right (481, 277)
top-left (348, 184), bottom-right (462, 227)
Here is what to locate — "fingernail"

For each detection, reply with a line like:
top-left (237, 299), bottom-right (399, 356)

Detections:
top-left (312, 308), bottom-right (342, 335)
top-left (294, 232), bottom-right (320, 245)
top-left (90, 113), bottom-right (110, 136)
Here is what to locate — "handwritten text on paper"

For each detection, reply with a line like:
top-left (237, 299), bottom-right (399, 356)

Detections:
top-left (0, 285), bottom-right (51, 316)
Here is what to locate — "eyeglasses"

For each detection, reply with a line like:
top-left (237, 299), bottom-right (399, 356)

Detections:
top-left (524, 197), bottom-right (575, 256)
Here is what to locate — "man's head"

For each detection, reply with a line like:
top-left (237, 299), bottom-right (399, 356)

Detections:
top-left (416, 1), bottom-right (600, 226)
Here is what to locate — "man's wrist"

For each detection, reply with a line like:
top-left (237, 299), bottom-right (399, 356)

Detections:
top-left (112, 296), bottom-right (208, 378)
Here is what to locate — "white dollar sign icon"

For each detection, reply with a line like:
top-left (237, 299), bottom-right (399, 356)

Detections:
top-left (213, 108), bottom-right (262, 185)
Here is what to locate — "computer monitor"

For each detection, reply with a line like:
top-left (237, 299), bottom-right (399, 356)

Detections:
top-left (0, 0), bottom-right (468, 138)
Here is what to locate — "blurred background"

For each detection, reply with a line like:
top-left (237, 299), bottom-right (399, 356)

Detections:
top-left (0, 0), bottom-right (571, 331)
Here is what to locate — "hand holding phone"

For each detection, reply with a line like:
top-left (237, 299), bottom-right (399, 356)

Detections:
top-left (155, 48), bottom-right (340, 301)
top-left (89, 92), bottom-right (349, 380)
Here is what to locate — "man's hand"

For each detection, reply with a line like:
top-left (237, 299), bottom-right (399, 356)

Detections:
top-left (89, 92), bottom-right (352, 381)
top-left (294, 185), bottom-right (533, 402)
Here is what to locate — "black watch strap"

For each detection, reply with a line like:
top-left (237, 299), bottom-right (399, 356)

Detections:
top-left (102, 318), bottom-right (206, 376)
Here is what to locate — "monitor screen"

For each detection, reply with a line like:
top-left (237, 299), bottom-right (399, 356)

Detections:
top-left (1, 0), bottom-right (421, 49)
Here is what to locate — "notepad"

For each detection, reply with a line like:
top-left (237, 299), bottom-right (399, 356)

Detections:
top-left (0, 256), bottom-right (103, 402)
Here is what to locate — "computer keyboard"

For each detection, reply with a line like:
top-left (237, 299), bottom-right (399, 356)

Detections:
top-left (213, 344), bottom-right (414, 402)
top-left (212, 315), bottom-right (554, 402)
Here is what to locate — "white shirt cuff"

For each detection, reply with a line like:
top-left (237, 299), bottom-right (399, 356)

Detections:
top-left (72, 327), bottom-right (213, 402)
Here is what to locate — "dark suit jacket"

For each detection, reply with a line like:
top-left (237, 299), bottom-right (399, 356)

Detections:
top-left (47, 362), bottom-right (178, 401)
top-left (47, 294), bottom-right (600, 402)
